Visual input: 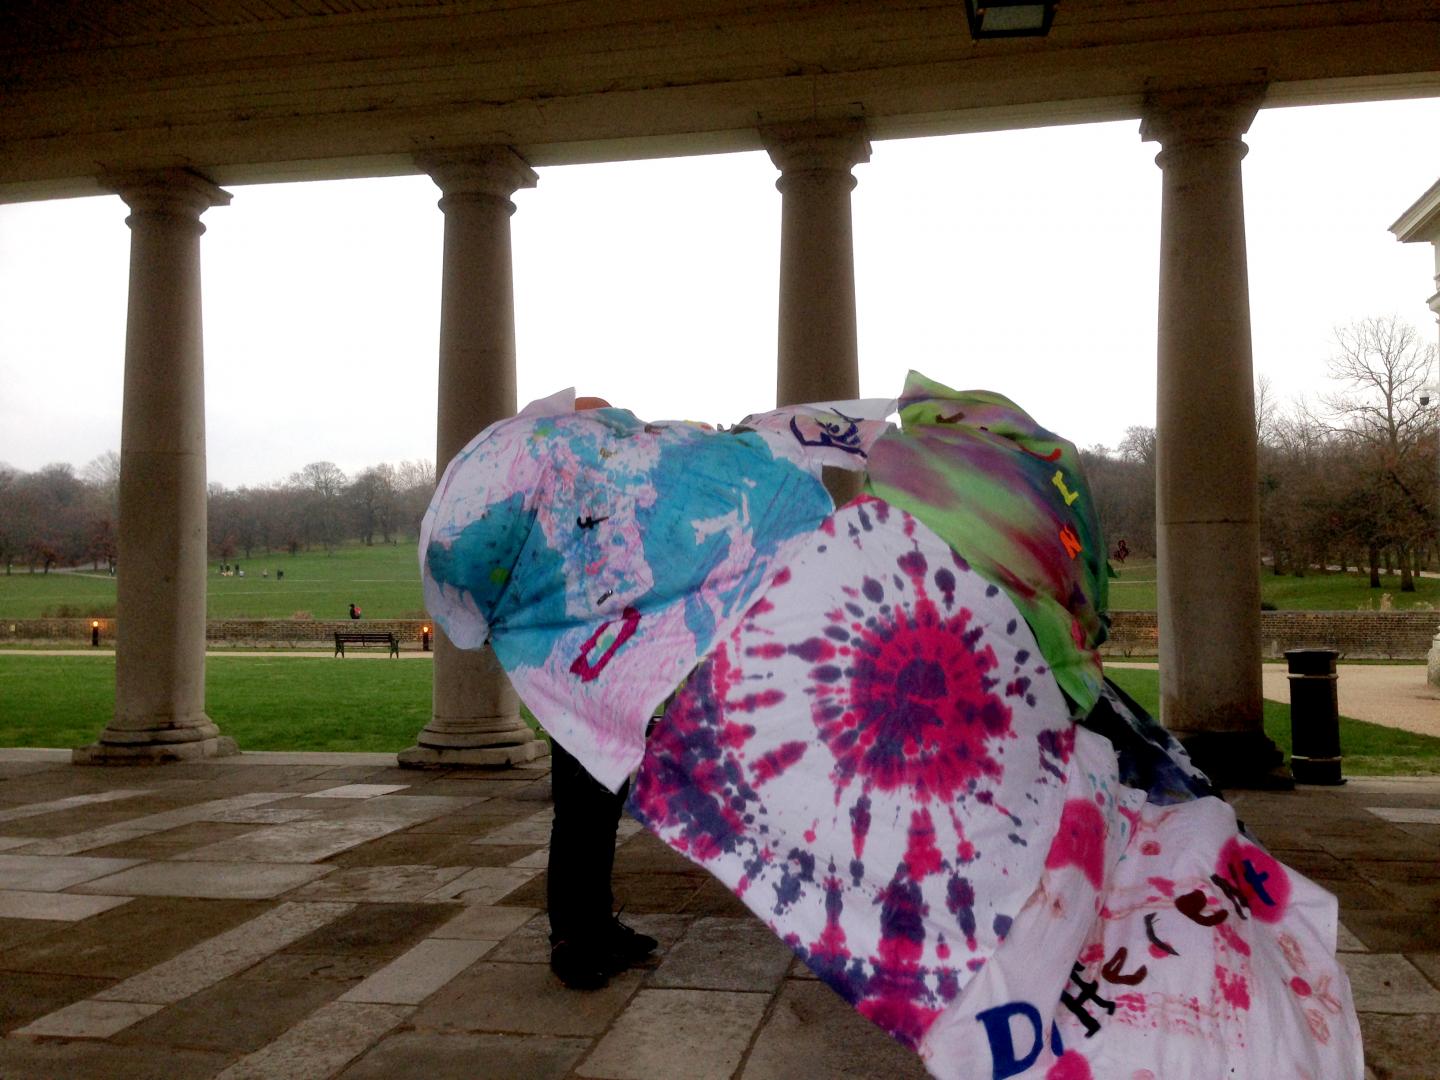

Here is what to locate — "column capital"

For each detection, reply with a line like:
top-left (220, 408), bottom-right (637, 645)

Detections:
top-left (105, 168), bottom-right (231, 225)
top-left (761, 118), bottom-right (871, 181)
top-left (416, 146), bottom-right (538, 207)
top-left (1140, 84), bottom-right (1267, 153)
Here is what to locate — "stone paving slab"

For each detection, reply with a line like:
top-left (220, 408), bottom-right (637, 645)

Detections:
top-left (0, 890), bottom-right (131, 921)
top-left (175, 819), bottom-right (412, 864)
top-left (70, 860), bottom-right (333, 900)
top-left (649, 916), bottom-right (794, 993)
top-left (337, 1031), bottom-right (591, 1080)
top-left (278, 902), bottom-right (460, 960)
top-left (0, 897), bottom-right (272, 981)
top-left (0, 853), bottom-right (140, 890)
top-left (1339, 953), bottom-right (1440, 1013)
top-left (118, 973), bottom-right (349, 1056)
top-left (1367, 806), bottom-right (1440, 825)
top-left (426, 865), bottom-right (540, 904)
top-left (95, 901), bottom-right (356, 1005)
top-left (411, 962), bottom-right (646, 1037)
top-left (211, 1000), bottom-right (411, 1080)
top-left (740, 978), bottom-right (931, 1080)
top-left (303, 785), bottom-right (410, 800)
top-left (429, 903), bottom-right (539, 941)
top-left (0, 1037), bottom-right (232, 1079)
top-left (0, 789), bottom-right (150, 824)
top-left (577, 988), bottom-right (770, 1080)
top-left (339, 937), bottom-right (494, 1005)
top-left (291, 864), bottom-right (471, 903)
top-left (14, 998), bottom-right (164, 1039)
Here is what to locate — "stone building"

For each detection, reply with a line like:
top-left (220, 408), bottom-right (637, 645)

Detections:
top-left (3, 2), bottom-right (1438, 784)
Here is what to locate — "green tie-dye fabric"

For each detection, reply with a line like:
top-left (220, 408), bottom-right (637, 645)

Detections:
top-left (864, 371), bottom-right (1109, 711)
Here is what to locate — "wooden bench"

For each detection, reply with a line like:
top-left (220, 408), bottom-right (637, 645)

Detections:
top-left (334, 630), bottom-right (400, 658)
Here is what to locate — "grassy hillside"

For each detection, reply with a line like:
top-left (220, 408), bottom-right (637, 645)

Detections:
top-left (0, 542), bottom-right (425, 620)
top-left (2, 547), bottom-right (1435, 620)
top-left (1107, 558), bottom-right (1439, 613)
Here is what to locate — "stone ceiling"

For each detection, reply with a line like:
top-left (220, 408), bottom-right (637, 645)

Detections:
top-left (3, 1), bottom-right (1438, 200)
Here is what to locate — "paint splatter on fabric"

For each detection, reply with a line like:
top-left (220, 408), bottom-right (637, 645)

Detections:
top-left (421, 391), bottom-right (837, 790)
top-left (864, 371), bottom-right (1109, 712)
top-left (919, 729), bottom-right (1363, 1080)
top-left (631, 497), bottom-right (1076, 1049)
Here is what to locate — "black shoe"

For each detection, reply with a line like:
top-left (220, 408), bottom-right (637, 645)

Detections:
top-left (608, 916), bottom-right (658, 966)
top-left (550, 939), bottom-right (610, 990)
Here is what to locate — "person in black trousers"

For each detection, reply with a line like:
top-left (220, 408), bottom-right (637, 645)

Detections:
top-left (546, 392), bottom-right (657, 990)
top-left (547, 737), bottom-right (657, 989)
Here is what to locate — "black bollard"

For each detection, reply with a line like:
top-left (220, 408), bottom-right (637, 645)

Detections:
top-left (421, 625), bottom-right (432, 652)
top-left (1285, 648), bottom-right (1344, 785)
top-left (91, 620), bottom-right (100, 647)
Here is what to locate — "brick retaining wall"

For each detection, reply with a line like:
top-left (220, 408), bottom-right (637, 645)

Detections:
top-left (1101, 611), bottom-right (1438, 659)
top-left (0, 618), bottom-right (432, 650)
top-left (5, 612), bottom-right (1436, 659)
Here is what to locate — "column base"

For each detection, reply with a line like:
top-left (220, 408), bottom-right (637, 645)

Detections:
top-left (73, 735), bottom-right (238, 765)
top-left (1427, 630), bottom-right (1440, 689)
top-left (397, 737), bottom-right (550, 769)
top-left (1177, 730), bottom-right (1294, 791)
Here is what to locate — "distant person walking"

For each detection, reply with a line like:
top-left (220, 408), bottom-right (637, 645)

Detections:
top-left (348, 603), bottom-right (362, 620)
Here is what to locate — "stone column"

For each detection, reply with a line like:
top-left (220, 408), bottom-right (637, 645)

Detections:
top-left (75, 169), bottom-right (235, 764)
top-left (401, 147), bottom-right (548, 767)
top-left (762, 118), bottom-right (871, 504)
top-left (1140, 86), bottom-right (1285, 787)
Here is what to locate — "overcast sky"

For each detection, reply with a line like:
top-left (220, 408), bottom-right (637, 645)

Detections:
top-left (1, 97), bottom-right (1437, 489)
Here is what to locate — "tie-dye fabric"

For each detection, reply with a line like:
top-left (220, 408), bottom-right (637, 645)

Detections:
top-left (630, 497), bottom-right (1077, 1048)
top-left (920, 730), bottom-right (1362, 1079)
top-left (865, 371), bottom-right (1109, 712)
top-left (736, 399), bottom-right (895, 475)
top-left (421, 399), bottom-right (834, 791)
top-left (1079, 679), bottom-right (1215, 805)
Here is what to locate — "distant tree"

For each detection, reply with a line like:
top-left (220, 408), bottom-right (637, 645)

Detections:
top-left (1079, 444), bottom-right (1156, 560)
top-left (1322, 315), bottom-right (1437, 591)
top-left (1117, 425), bottom-right (1156, 468)
top-left (349, 464), bottom-right (398, 545)
top-left (394, 458), bottom-right (436, 539)
top-left (289, 461), bottom-right (348, 552)
top-left (82, 450), bottom-right (121, 514)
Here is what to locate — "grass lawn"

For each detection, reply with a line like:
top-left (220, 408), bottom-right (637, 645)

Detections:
top-left (0, 655), bottom-right (432, 753)
top-left (1108, 557), bottom-right (1440, 612)
top-left (0, 542), bottom-right (426, 621)
top-left (1106, 667), bottom-right (1440, 777)
top-left (5, 546), bottom-right (1434, 621)
top-left (3, 654), bottom-right (1434, 775)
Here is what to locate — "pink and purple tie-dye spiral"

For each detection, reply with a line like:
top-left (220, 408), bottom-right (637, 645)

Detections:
top-left (630, 497), bottom-right (1075, 1048)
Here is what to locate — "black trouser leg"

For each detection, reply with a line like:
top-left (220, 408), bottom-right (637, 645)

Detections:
top-left (547, 737), bottom-right (628, 946)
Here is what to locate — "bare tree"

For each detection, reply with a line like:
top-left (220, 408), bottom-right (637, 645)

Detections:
top-left (1254, 375), bottom-right (1279, 446)
top-left (1117, 425), bottom-right (1156, 467)
top-left (290, 461), bottom-right (349, 552)
top-left (82, 450), bottom-right (121, 514)
top-left (1322, 315), bottom-right (1438, 590)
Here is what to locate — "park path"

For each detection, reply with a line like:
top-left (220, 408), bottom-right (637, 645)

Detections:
top-left (1107, 661), bottom-right (1440, 739)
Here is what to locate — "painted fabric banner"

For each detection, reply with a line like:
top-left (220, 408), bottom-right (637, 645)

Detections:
top-left (865, 371), bottom-right (1109, 713)
top-left (920, 732), bottom-right (1362, 1079)
top-left (420, 393), bottom-right (887, 792)
top-left (631, 497), bottom-right (1079, 1048)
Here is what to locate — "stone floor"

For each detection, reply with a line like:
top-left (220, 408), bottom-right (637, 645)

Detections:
top-left (0, 749), bottom-right (1435, 1079)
